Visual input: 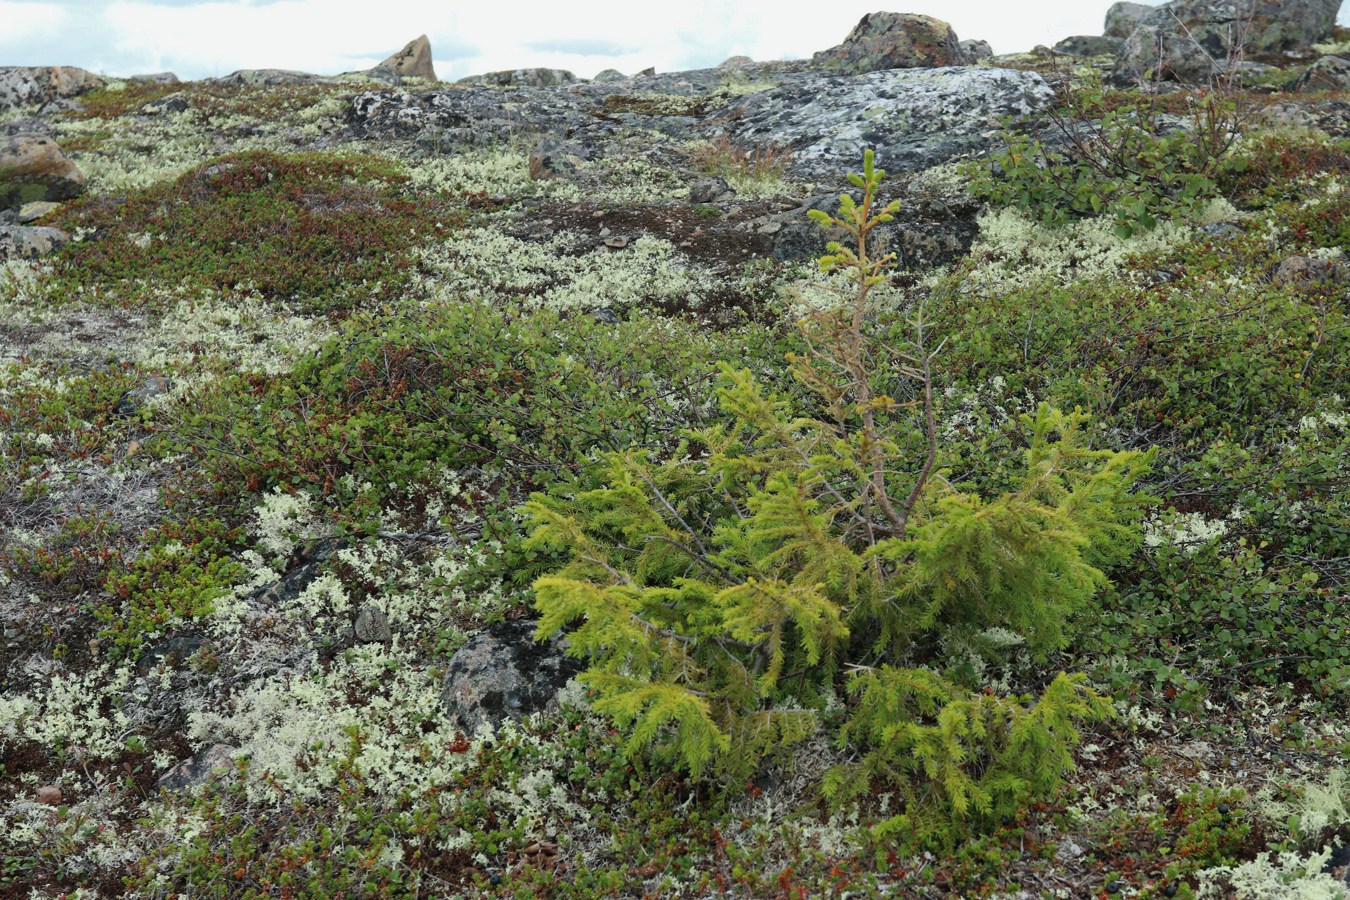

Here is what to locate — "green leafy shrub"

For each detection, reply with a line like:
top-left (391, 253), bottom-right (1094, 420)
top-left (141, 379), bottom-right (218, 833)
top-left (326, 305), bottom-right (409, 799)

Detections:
top-left (526, 153), bottom-right (1148, 844)
top-left (969, 77), bottom-right (1241, 236)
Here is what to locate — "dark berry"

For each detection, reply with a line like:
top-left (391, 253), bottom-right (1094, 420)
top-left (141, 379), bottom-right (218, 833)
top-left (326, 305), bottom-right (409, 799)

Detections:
top-left (1106, 882), bottom-right (1120, 894)
top-left (1218, 803), bottom-right (1230, 815)
top-left (1164, 886), bottom-right (1178, 898)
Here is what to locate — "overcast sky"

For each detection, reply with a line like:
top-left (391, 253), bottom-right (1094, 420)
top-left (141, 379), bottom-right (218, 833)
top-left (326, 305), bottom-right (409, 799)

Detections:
top-left (3, 0), bottom-right (1348, 82)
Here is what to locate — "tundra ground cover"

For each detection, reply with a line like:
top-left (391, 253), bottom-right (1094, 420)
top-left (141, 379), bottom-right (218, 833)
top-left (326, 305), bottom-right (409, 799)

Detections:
top-left (0, 72), bottom-right (1348, 898)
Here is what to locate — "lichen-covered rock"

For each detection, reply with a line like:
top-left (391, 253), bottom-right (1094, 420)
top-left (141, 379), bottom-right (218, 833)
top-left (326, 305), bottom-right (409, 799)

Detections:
top-left (593, 68), bottom-right (627, 83)
top-left (1295, 55), bottom-right (1350, 92)
top-left (14, 200), bottom-right (59, 223)
top-left (368, 34), bottom-right (438, 84)
top-left (130, 72), bottom-right (179, 85)
top-left (354, 604), bottom-right (392, 643)
top-left (812, 12), bottom-right (964, 74)
top-left (1104, 1), bottom-right (1152, 39)
top-left (0, 225), bottom-right (68, 260)
top-left (717, 66), bottom-right (1054, 180)
top-left (0, 134), bottom-right (84, 209)
top-left (156, 744), bottom-right (239, 791)
top-left (718, 55), bottom-right (755, 69)
top-left (959, 39), bottom-right (994, 63)
top-left (1053, 35), bottom-right (1126, 57)
top-left (1116, 0), bottom-right (1342, 84)
top-left (529, 136), bottom-right (588, 180)
top-left (1274, 255), bottom-right (1350, 287)
top-left (0, 66), bottom-right (102, 112)
top-left (459, 68), bottom-right (578, 88)
top-left (113, 376), bottom-right (172, 416)
top-left (440, 620), bottom-right (583, 734)
top-left (210, 69), bottom-right (325, 87)
top-left (689, 176), bottom-right (733, 204)
top-left (142, 92), bottom-right (191, 115)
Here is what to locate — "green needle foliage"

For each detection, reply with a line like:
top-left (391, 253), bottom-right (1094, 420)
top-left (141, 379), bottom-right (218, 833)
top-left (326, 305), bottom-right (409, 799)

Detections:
top-left (526, 151), bottom-right (1152, 845)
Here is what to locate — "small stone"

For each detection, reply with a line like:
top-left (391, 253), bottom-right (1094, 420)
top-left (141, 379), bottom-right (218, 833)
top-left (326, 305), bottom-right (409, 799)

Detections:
top-left (603, 236), bottom-right (629, 249)
top-left (689, 176), bottom-right (732, 204)
top-left (757, 222), bottom-right (783, 235)
top-left (141, 92), bottom-right (190, 115)
top-left (528, 137), bottom-right (587, 181)
top-left (590, 307), bottom-right (621, 324)
top-left (1275, 255), bottom-right (1350, 287)
top-left (441, 620), bottom-right (583, 734)
top-left (354, 604), bottom-right (392, 644)
top-left (156, 744), bottom-right (239, 791)
top-left (114, 375), bottom-right (172, 416)
top-left (35, 784), bottom-right (62, 805)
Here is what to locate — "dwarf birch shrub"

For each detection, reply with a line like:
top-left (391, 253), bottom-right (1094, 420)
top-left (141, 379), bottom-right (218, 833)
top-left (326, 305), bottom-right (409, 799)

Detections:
top-left (526, 153), bottom-right (1152, 845)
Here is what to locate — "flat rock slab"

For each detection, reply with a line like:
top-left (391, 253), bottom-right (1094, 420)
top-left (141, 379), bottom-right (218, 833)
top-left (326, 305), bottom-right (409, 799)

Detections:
top-left (716, 66), bottom-right (1055, 179)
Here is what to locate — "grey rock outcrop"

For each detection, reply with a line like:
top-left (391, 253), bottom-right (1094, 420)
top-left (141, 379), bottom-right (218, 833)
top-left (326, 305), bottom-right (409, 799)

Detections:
top-left (593, 68), bottom-right (627, 83)
top-left (0, 134), bottom-right (84, 209)
top-left (0, 66), bottom-right (103, 113)
top-left (717, 66), bottom-right (1055, 179)
top-left (0, 225), bottom-right (68, 261)
top-left (1295, 55), bottom-right (1350, 92)
top-left (1104, 2), bottom-right (1153, 39)
top-left (440, 620), bottom-right (583, 734)
top-left (366, 34), bottom-right (437, 84)
top-left (718, 55), bottom-right (755, 69)
top-left (813, 12), bottom-right (965, 74)
top-left (211, 69), bottom-right (325, 87)
top-left (960, 39), bottom-right (994, 63)
top-left (1053, 35), bottom-right (1126, 57)
top-left (350, 65), bottom-right (1052, 184)
top-left (459, 68), bottom-right (578, 88)
top-left (1116, 0), bottom-right (1343, 84)
top-left (130, 72), bottom-right (179, 84)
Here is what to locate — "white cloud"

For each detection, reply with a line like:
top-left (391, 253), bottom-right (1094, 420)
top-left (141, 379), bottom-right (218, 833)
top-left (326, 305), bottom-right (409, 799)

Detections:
top-left (2, 0), bottom-right (1348, 81)
top-left (0, 2), bottom-right (69, 46)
